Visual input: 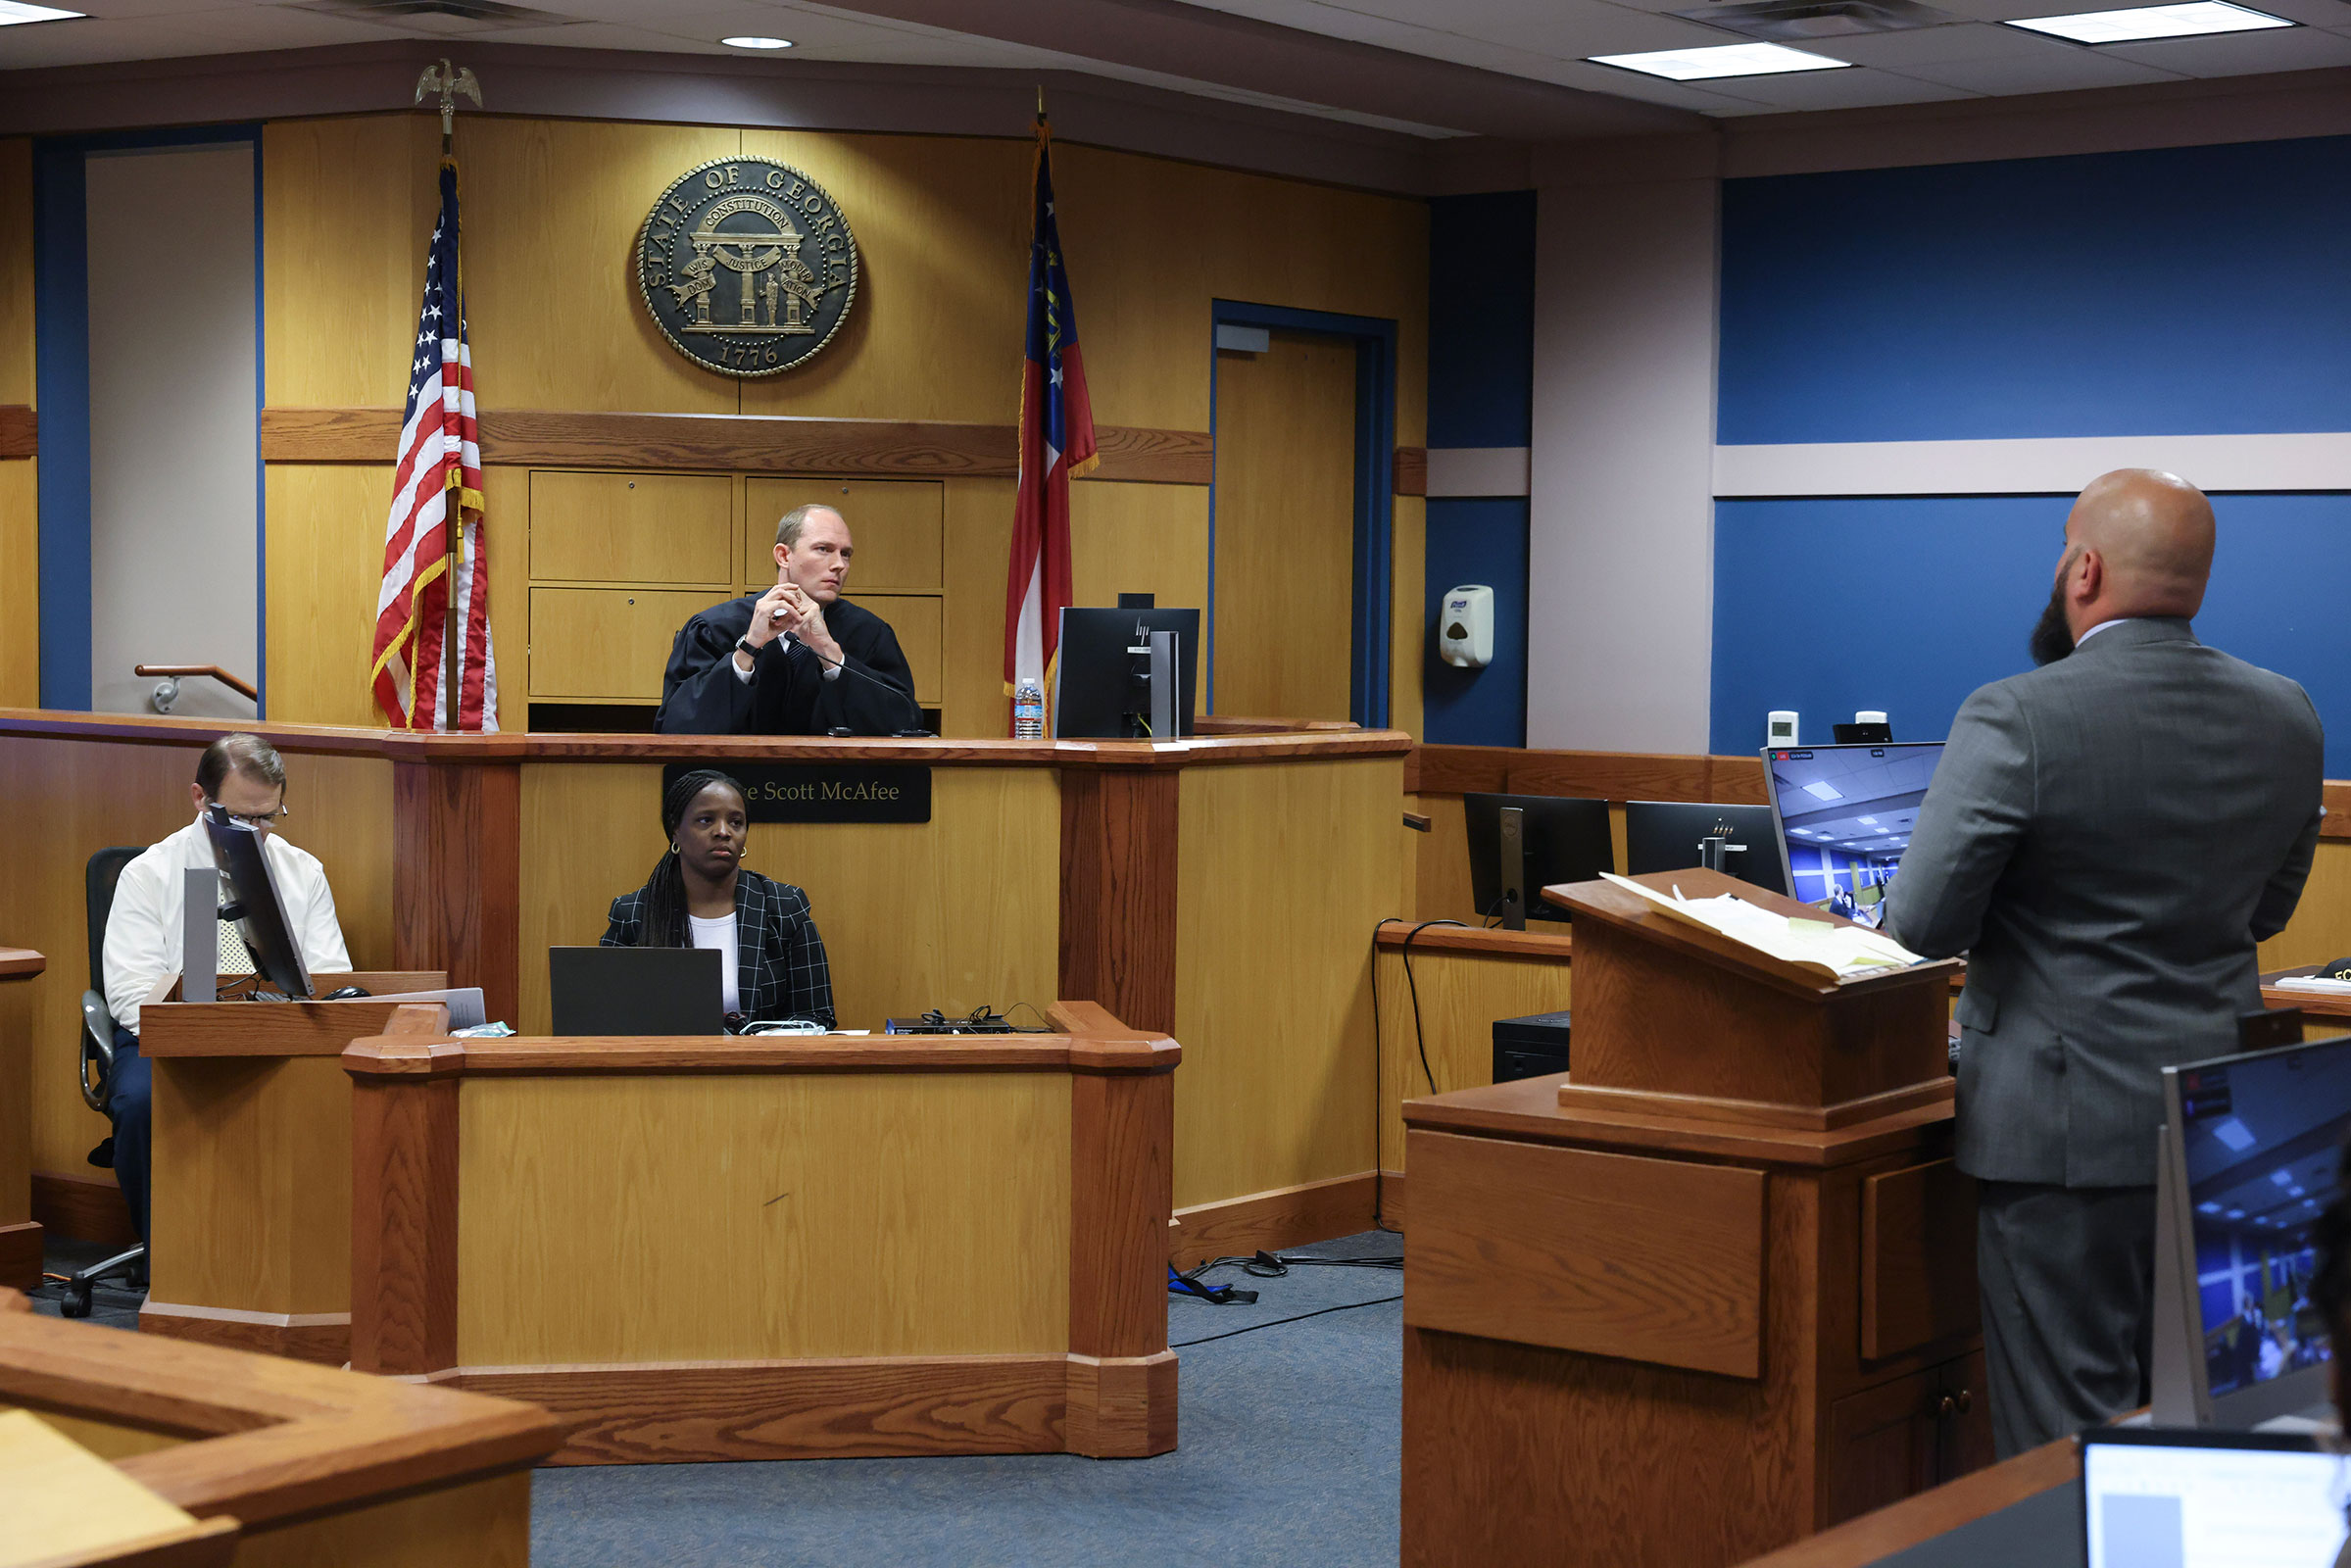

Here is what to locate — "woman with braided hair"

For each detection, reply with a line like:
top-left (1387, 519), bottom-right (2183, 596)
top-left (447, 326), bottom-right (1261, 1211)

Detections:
top-left (601, 768), bottom-right (835, 1031)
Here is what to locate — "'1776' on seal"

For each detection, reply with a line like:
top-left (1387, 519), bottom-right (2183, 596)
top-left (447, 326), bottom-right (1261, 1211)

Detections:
top-left (636, 158), bottom-right (859, 378)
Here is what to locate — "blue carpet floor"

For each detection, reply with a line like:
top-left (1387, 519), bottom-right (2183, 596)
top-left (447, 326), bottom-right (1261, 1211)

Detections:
top-left (531, 1231), bottom-right (1405, 1568)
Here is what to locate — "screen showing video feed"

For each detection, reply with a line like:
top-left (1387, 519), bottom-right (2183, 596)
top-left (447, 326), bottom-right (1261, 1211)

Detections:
top-left (1763, 743), bottom-right (1943, 930)
top-left (2177, 1042), bottom-right (2351, 1402)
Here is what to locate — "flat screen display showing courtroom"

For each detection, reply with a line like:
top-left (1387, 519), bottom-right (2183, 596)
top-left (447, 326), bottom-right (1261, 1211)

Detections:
top-left (1762, 743), bottom-right (1943, 929)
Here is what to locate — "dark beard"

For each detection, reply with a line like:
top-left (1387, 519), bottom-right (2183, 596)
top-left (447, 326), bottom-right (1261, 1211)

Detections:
top-left (2029, 579), bottom-right (2074, 666)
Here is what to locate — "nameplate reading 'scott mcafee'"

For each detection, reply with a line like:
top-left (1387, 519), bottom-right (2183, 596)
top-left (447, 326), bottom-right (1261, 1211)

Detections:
top-left (665, 763), bottom-right (931, 825)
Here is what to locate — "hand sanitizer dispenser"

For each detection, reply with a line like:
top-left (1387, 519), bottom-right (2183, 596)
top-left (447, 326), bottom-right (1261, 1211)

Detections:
top-left (1439, 585), bottom-right (1494, 669)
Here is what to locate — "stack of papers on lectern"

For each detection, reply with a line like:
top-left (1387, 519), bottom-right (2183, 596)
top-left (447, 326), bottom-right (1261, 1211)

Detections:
top-left (1598, 872), bottom-right (1926, 982)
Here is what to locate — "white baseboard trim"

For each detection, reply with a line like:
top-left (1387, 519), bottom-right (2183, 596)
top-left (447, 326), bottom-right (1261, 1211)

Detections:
top-left (1714, 432), bottom-right (2351, 498)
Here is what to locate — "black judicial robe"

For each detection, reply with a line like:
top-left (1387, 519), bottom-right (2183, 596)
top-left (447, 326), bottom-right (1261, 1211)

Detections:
top-left (654, 593), bottom-right (920, 736)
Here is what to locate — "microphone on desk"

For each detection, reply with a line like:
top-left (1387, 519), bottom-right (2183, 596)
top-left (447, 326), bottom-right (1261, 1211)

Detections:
top-left (780, 632), bottom-right (934, 738)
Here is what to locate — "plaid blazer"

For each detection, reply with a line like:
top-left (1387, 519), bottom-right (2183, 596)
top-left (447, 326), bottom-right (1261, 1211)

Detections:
top-left (602, 868), bottom-right (836, 1030)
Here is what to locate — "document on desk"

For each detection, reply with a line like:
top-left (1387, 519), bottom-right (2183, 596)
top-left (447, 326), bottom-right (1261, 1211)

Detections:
top-left (1598, 873), bottom-right (1926, 982)
top-left (355, 988), bottom-right (489, 1030)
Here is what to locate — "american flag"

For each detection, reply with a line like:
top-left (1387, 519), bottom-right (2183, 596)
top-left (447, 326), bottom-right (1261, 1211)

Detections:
top-left (370, 158), bottom-right (497, 732)
top-left (1003, 117), bottom-right (1097, 721)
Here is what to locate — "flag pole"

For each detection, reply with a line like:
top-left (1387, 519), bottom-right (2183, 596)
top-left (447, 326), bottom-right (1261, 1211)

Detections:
top-left (416, 58), bottom-right (480, 728)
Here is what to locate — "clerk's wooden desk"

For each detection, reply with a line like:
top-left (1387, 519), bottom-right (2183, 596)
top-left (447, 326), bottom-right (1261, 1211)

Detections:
top-left (344, 999), bottom-right (1178, 1465)
top-left (1, 1285), bottom-right (563, 1567)
top-left (137, 971), bottom-right (445, 1362)
top-left (1400, 870), bottom-right (1989, 1568)
top-left (0, 947), bottom-right (45, 1291)
top-left (0, 712), bottom-right (1407, 1267)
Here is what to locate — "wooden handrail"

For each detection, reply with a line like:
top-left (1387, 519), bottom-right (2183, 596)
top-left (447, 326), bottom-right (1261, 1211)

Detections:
top-left (136, 665), bottom-right (259, 704)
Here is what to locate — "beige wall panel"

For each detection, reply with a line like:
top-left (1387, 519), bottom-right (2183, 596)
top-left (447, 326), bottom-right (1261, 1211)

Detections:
top-left (1391, 495), bottom-right (1425, 739)
top-left (1414, 794), bottom-right (1481, 925)
top-left (516, 762), bottom-right (1057, 1034)
top-left (2260, 838), bottom-right (2351, 973)
top-left (264, 465), bottom-right (395, 728)
top-left (16, 1411), bottom-right (184, 1462)
top-left (0, 460), bottom-right (34, 710)
top-left (150, 1055), bottom-right (351, 1315)
top-left (453, 118), bottom-right (744, 415)
top-left (458, 1072), bottom-right (1068, 1364)
top-left (2, 139), bottom-right (34, 709)
top-left (481, 464), bottom-right (526, 733)
top-left (852, 593), bottom-right (942, 705)
top-left (531, 470), bottom-right (732, 584)
top-left (733, 133), bottom-right (1030, 423)
top-left (1373, 948), bottom-right (1571, 1174)
top-left (1173, 758), bottom-right (1403, 1208)
top-left (1052, 144), bottom-right (1429, 439)
top-left (236, 1472), bottom-right (530, 1568)
top-left (0, 738), bottom-right (393, 1179)
top-left (528, 586), bottom-right (713, 702)
top-left (742, 477), bottom-right (944, 593)
top-left (1070, 480), bottom-right (1210, 621)
top-left (1211, 332), bottom-right (1356, 721)
top-left (263, 116), bottom-right (440, 409)
top-left (942, 476), bottom-right (1016, 738)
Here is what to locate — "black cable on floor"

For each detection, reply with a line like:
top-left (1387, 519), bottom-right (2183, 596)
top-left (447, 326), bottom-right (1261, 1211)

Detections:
top-left (1170, 1293), bottom-right (1403, 1348)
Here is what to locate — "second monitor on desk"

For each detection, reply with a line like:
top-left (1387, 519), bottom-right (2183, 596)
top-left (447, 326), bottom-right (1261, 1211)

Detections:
top-left (1465, 794), bottom-right (1791, 930)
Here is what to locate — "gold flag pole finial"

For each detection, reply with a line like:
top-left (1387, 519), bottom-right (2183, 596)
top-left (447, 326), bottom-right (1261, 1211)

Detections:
top-left (415, 58), bottom-right (483, 152)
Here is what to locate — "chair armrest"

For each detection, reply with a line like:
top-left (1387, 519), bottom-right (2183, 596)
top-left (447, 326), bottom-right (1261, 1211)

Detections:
top-left (79, 990), bottom-right (116, 1111)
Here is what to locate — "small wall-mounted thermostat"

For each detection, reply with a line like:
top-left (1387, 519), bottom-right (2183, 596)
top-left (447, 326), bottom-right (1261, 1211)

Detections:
top-left (1767, 710), bottom-right (1798, 747)
top-left (1438, 585), bottom-right (1494, 668)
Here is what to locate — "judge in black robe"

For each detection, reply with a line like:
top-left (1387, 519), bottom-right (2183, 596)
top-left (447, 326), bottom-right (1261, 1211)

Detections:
top-left (653, 593), bottom-right (919, 736)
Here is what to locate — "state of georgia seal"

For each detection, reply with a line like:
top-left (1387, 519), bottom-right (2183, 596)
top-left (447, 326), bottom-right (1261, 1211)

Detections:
top-left (635, 158), bottom-right (858, 378)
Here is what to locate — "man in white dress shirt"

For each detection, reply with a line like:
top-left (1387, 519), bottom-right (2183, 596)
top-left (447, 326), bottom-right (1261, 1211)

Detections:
top-left (100, 734), bottom-right (352, 1240)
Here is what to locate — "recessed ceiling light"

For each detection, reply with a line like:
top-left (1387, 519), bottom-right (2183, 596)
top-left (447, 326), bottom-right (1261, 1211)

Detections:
top-left (721, 35), bottom-right (794, 49)
top-left (1590, 41), bottom-right (1850, 79)
top-left (2004, 1), bottom-right (2290, 42)
top-left (0, 1), bottom-right (84, 23)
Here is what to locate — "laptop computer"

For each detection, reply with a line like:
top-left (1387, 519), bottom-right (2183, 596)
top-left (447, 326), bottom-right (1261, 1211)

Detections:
top-left (2082, 1427), bottom-right (2347, 1567)
top-left (548, 947), bottom-right (727, 1037)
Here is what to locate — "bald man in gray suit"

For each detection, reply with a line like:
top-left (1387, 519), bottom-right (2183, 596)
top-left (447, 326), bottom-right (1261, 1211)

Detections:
top-left (1886, 469), bottom-right (2325, 1456)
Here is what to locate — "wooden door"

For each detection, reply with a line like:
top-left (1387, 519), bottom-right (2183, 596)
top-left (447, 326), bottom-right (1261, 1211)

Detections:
top-left (1211, 329), bottom-right (1357, 721)
top-left (1825, 1368), bottom-right (1944, 1526)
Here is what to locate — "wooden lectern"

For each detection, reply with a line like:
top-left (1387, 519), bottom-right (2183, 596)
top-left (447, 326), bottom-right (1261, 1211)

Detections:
top-left (1400, 870), bottom-right (1989, 1568)
top-left (138, 969), bottom-right (446, 1362)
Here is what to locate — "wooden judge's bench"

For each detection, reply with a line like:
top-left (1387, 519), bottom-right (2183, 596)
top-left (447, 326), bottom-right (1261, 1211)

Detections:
top-left (1399, 869), bottom-right (1989, 1568)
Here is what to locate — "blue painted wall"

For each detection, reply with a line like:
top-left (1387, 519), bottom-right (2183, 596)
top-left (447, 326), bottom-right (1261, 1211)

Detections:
top-left (1423, 190), bottom-right (1533, 747)
top-left (1711, 136), bottom-right (2351, 774)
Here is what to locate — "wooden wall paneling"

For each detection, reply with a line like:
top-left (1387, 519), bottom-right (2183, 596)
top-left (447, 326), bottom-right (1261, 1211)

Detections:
top-left (0, 139), bottom-right (32, 710)
top-left (346, 1008), bottom-right (461, 1378)
top-left (1373, 943), bottom-right (1573, 1178)
top-left (1065, 1040), bottom-right (1179, 1457)
top-left (514, 761), bottom-right (1058, 1035)
top-left (527, 586), bottom-right (715, 702)
top-left (529, 470), bottom-right (733, 584)
top-left (2260, 839), bottom-right (2351, 973)
top-left (145, 1055), bottom-right (353, 1361)
top-left (1171, 758), bottom-right (1402, 1210)
top-left (1711, 754), bottom-right (1770, 804)
top-left (743, 477), bottom-right (945, 592)
top-left (1058, 768), bottom-right (1181, 1035)
top-left (478, 463), bottom-right (528, 735)
top-left (262, 117), bottom-right (439, 409)
top-left (1404, 1129), bottom-right (1766, 1376)
top-left (262, 465), bottom-right (398, 728)
top-left (1412, 793), bottom-right (1480, 924)
top-left (733, 132), bottom-right (1030, 424)
top-left (454, 118), bottom-right (742, 415)
top-left (1211, 331), bottom-right (1359, 722)
top-left (0, 956), bottom-right (41, 1284)
top-left (233, 1471), bottom-right (530, 1568)
top-left (1860, 1159), bottom-right (1981, 1362)
top-left (850, 593), bottom-right (944, 705)
top-left (942, 476), bottom-right (1017, 738)
top-left (452, 1070), bottom-right (1071, 1366)
top-left (285, 752), bottom-right (398, 971)
top-left (1505, 751), bottom-right (1719, 804)
top-left (1392, 493), bottom-right (1425, 740)
top-left (391, 759), bottom-right (521, 1027)
top-left (1068, 481), bottom-right (1211, 671)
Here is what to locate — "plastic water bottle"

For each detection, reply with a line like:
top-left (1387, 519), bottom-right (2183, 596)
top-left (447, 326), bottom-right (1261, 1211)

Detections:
top-left (1013, 678), bottom-right (1045, 739)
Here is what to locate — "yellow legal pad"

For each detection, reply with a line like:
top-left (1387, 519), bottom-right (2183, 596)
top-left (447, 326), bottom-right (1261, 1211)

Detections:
top-left (0, 1407), bottom-right (210, 1567)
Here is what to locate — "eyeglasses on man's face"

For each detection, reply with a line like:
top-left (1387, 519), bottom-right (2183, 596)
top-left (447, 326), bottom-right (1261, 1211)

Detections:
top-left (208, 800), bottom-right (289, 828)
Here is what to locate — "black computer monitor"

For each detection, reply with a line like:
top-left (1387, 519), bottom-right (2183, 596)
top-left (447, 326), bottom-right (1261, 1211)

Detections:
top-left (1052, 607), bottom-right (1200, 739)
top-left (199, 806), bottom-right (314, 999)
top-left (1623, 802), bottom-right (1788, 897)
top-left (1463, 793), bottom-right (1613, 928)
top-left (549, 947), bottom-right (728, 1036)
top-left (1760, 742), bottom-right (1944, 931)
top-left (2151, 1034), bottom-right (2351, 1427)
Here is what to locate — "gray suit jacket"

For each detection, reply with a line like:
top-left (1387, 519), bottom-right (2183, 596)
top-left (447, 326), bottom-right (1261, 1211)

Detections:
top-left (1884, 618), bottom-right (2324, 1188)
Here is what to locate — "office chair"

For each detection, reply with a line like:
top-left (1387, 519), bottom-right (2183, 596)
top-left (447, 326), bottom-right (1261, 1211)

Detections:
top-left (63, 846), bottom-right (147, 1318)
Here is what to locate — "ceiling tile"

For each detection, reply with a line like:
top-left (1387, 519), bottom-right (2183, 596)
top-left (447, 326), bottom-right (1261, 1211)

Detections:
top-left (1688, 65), bottom-right (1979, 106)
top-left (2104, 24), bottom-right (2351, 74)
top-left (1533, 55), bottom-right (1793, 107)
top-left (1804, 20), bottom-right (2084, 64)
top-left (1895, 46), bottom-right (2189, 87)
